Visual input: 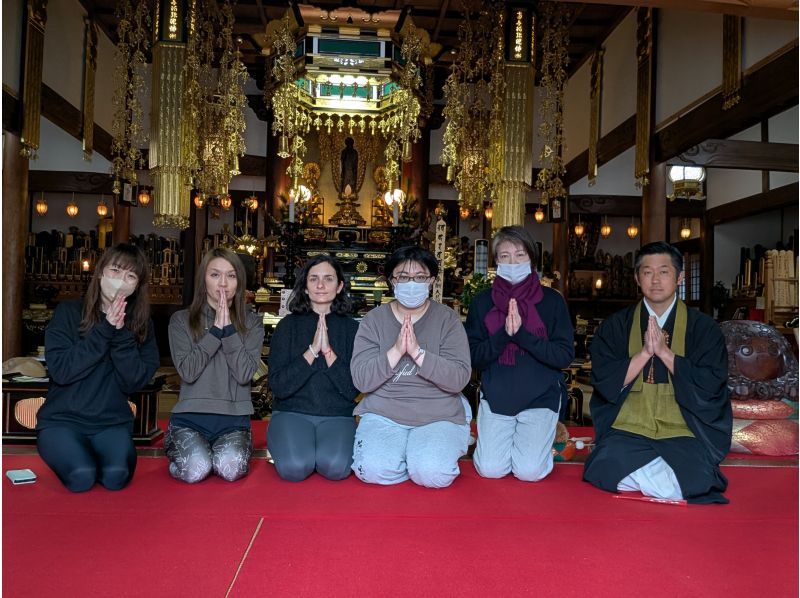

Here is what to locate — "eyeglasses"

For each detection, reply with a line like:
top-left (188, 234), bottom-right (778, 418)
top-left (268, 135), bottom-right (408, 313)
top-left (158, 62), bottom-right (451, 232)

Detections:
top-left (391, 274), bottom-right (432, 284)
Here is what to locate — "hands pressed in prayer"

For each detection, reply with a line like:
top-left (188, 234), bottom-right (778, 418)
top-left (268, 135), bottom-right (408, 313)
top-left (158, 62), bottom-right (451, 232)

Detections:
top-left (214, 289), bottom-right (231, 329)
top-left (505, 298), bottom-right (522, 336)
top-left (648, 317), bottom-right (672, 361)
top-left (105, 292), bottom-right (127, 329)
top-left (388, 314), bottom-right (423, 368)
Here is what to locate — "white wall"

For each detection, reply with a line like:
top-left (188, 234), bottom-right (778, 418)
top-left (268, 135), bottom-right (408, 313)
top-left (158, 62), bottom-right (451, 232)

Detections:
top-left (94, 21), bottom-right (118, 133)
top-left (563, 56), bottom-right (590, 164)
top-left (656, 10), bottom-right (722, 124)
top-left (743, 18), bottom-right (799, 69)
top-left (32, 116), bottom-right (111, 172)
top-left (599, 10), bottom-right (636, 137)
top-left (569, 147), bottom-right (641, 197)
top-left (41, 0), bottom-right (86, 109)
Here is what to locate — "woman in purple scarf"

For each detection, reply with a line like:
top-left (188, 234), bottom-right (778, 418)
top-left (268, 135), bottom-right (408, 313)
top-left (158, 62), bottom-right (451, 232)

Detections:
top-left (465, 226), bottom-right (574, 481)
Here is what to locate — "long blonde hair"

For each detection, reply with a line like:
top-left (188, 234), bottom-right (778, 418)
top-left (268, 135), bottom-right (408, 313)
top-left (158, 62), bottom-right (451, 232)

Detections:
top-left (187, 248), bottom-right (248, 341)
top-left (80, 244), bottom-right (151, 344)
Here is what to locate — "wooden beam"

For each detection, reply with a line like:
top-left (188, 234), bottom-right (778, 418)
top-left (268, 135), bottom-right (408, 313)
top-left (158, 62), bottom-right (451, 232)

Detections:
top-left (550, 0), bottom-right (800, 21)
top-left (563, 46), bottom-right (798, 186)
top-left (29, 170), bottom-right (114, 194)
top-left (706, 182), bottom-right (798, 226)
top-left (564, 115), bottom-right (636, 186)
top-left (655, 45), bottom-right (798, 162)
top-left (569, 194), bottom-right (641, 216)
top-left (672, 139), bottom-right (798, 172)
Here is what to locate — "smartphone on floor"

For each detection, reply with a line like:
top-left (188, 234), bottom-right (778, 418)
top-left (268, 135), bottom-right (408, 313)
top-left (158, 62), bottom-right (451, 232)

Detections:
top-left (6, 469), bottom-right (37, 485)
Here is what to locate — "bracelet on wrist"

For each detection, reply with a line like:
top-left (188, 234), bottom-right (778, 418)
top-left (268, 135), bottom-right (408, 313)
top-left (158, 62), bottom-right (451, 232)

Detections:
top-left (309, 345), bottom-right (319, 358)
top-left (323, 348), bottom-right (333, 357)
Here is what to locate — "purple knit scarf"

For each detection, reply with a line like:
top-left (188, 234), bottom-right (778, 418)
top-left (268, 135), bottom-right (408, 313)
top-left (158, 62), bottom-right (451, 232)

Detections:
top-left (484, 272), bottom-right (547, 365)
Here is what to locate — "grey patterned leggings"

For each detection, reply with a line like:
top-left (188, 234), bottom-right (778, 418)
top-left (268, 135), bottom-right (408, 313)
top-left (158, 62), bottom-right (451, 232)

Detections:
top-left (164, 423), bottom-right (252, 484)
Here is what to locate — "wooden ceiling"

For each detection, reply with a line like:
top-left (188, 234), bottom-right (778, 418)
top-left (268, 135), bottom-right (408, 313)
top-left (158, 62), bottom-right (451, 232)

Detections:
top-left (78, 0), bottom-right (796, 92)
top-left (79, 1), bottom-right (628, 85)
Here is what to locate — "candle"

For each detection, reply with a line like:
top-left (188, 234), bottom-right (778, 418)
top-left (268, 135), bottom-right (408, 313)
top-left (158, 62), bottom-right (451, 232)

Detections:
top-left (82, 260), bottom-right (90, 272)
top-left (288, 197), bottom-right (295, 223)
top-left (392, 202), bottom-right (399, 226)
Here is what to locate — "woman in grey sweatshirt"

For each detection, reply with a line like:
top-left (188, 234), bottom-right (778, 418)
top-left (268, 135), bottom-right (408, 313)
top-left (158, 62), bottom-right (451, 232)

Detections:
top-left (166, 248), bottom-right (264, 483)
top-left (351, 246), bottom-right (472, 488)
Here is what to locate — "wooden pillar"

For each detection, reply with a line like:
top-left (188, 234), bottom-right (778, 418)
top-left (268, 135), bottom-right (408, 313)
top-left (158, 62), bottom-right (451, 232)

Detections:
top-left (551, 221), bottom-right (568, 295)
top-left (701, 214), bottom-right (714, 315)
top-left (3, 132), bottom-right (29, 358)
top-left (407, 121), bottom-right (431, 219)
top-left (182, 201), bottom-right (207, 306)
top-left (112, 199), bottom-right (131, 245)
top-left (265, 114), bottom-right (289, 222)
top-left (642, 161), bottom-right (667, 244)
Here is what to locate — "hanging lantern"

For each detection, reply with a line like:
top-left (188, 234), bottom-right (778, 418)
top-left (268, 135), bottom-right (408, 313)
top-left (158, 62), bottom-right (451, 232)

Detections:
top-left (219, 194), bottom-right (232, 210)
top-left (574, 216), bottom-right (585, 237)
top-left (246, 195), bottom-right (259, 211)
top-left (680, 218), bottom-right (692, 240)
top-left (484, 204), bottom-right (493, 220)
top-left (600, 215), bottom-right (612, 238)
top-left (534, 206), bottom-right (545, 223)
top-left (667, 165), bottom-right (706, 201)
top-left (66, 193), bottom-right (79, 218)
top-left (35, 192), bottom-right (48, 216)
top-left (460, 206), bottom-right (471, 220)
top-left (194, 194), bottom-right (205, 209)
top-left (627, 218), bottom-right (639, 239)
top-left (96, 196), bottom-right (108, 217)
top-left (137, 187), bottom-right (151, 206)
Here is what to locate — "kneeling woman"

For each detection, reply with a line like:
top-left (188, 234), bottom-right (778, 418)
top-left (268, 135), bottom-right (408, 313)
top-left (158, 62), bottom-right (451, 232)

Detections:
top-left (166, 248), bottom-right (264, 483)
top-left (37, 243), bottom-right (159, 492)
top-left (465, 226), bottom-right (574, 482)
top-left (350, 246), bottom-right (472, 488)
top-left (267, 255), bottom-right (360, 481)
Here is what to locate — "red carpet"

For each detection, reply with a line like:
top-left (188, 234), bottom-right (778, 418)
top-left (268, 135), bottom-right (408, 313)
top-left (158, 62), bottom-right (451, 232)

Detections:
top-left (3, 455), bottom-right (797, 597)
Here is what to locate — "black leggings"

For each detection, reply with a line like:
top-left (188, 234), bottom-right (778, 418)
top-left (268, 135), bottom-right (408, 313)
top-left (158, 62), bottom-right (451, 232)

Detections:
top-left (37, 425), bottom-right (137, 492)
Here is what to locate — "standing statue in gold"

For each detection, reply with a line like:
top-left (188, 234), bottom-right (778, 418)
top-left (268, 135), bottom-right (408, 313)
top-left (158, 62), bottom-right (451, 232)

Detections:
top-left (371, 166), bottom-right (393, 227)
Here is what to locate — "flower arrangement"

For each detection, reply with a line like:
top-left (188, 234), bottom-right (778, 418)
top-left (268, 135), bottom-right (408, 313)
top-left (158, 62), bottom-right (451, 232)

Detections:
top-left (460, 271), bottom-right (495, 310)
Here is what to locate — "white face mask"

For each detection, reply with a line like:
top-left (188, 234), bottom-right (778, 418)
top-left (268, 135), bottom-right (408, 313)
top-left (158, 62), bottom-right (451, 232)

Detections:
top-left (496, 262), bottom-right (531, 285)
top-left (100, 276), bottom-right (136, 302)
top-left (393, 281), bottom-right (430, 308)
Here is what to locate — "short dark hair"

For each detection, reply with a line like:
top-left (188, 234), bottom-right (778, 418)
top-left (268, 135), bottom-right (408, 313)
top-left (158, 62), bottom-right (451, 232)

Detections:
top-left (491, 226), bottom-right (538, 265)
top-left (634, 242), bottom-right (683, 274)
top-left (384, 246), bottom-right (439, 291)
top-left (288, 254), bottom-right (353, 315)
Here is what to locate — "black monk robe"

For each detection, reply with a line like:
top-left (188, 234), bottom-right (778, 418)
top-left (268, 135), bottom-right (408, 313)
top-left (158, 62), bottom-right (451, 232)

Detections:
top-left (582, 301), bottom-right (732, 504)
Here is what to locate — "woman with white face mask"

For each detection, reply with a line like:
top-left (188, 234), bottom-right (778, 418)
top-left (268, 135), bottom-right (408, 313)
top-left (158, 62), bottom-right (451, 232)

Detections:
top-left (350, 246), bottom-right (472, 488)
top-left (465, 226), bottom-right (574, 482)
top-left (37, 243), bottom-right (159, 492)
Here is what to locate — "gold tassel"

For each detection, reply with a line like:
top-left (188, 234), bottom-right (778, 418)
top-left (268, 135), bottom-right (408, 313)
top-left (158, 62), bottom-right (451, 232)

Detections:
top-left (82, 17), bottom-right (97, 161)
top-left (588, 49), bottom-right (604, 187)
top-left (20, 0), bottom-right (47, 159)
top-left (722, 15), bottom-right (742, 111)
top-left (634, 9), bottom-right (653, 188)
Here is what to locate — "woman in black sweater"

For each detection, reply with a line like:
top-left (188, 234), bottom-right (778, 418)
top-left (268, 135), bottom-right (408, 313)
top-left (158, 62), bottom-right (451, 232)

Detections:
top-left (465, 226), bottom-right (574, 482)
top-left (267, 255), bottom-right (360, 481)
top-left (36, 243), bottom-right (159, 492)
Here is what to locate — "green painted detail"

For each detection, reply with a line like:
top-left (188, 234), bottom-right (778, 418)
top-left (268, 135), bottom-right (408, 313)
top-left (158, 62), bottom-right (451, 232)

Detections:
top-left (317, 39), bottom-right (381, 56)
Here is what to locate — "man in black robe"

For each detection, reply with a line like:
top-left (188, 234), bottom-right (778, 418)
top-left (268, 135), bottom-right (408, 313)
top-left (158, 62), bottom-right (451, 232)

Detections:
top-left (583, 242), bottom-right (731, 504)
